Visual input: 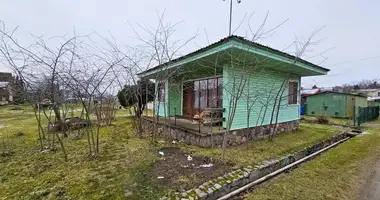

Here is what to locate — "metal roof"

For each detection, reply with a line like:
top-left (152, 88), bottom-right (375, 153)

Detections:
top-left (138, 35), bottom-right (330, 76)
top-left (306, 91), bottom-right (367, 98)
top-left (356, 88), bottom-right (380, 92)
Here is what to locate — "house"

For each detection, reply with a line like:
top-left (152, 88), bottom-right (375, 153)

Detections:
top-left (356, 88), bottom-right (380, 97)
top-left (0, 72), bottom-right (14, 105)
top-left (0, 82), bottom-right (12, 105)
top-left (305, 91), bottom-right (367, 118)
top-left (368, 96), bottom-right (380, 107)
top-left (138, 36), bottom-right (329, 147)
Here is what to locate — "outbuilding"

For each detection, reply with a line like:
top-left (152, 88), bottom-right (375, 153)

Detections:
top-left (305, 91), bottom-right (367, 118)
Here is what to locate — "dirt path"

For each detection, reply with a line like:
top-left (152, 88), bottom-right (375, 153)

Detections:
top-left (360, 159), bottom-right (380, 200)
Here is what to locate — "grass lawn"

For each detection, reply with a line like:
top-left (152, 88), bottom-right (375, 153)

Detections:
top-left (181, 123), bottom-right (347, 168)
top-left (302, 115), bottom-right (354, 126)
top-left (0, 105), bottom-right (161, 200)
top-left (246, 121), bottom-right (380, 200)
top-left (0, 105), bottom-right (347, 199)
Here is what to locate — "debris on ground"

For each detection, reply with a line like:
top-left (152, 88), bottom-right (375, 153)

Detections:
top-left (152, 147), bottom-right (232, 191)
top-left (172, 140), bottom-right (177, 144)
top-left (159, 151), bottom-right (165, 156)
top-left (157, 176), bottom-right (164, 179)
top-left (198, 163), bottom-right (214, 168)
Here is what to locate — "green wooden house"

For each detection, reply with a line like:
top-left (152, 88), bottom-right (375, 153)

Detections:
top-left (305, 91), bottom-right (367, 118)
top-left (138, 36), bottom-right (329, 136)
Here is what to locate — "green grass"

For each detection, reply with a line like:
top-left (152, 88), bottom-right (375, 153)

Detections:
top-left (246, 123), bottom-right (380, 200)
top-left (302, 115), bottom-right (354, 126)
top-left (0, 105), bottom-right (163, 200)
top-left (180, 123), bottom-right (346, 168)
top-left (0, 105), bottom-right (346, 199)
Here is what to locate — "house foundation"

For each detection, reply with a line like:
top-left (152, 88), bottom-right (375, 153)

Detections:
top-left (141, 117), bottom-right (299, 147)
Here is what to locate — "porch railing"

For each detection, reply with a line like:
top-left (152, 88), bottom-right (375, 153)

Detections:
top-left (173, 107), bottom-right (225, 133)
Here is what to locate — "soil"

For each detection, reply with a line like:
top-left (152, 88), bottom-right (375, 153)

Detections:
top-left (151, 147), bottom-right (233, 192)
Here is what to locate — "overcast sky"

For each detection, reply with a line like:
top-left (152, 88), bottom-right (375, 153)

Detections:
top-left (1, 0), bottom-right (379, 88)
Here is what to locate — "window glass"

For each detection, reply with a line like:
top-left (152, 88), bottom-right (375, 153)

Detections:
top-left (288, 81), bottom-right (298, 104)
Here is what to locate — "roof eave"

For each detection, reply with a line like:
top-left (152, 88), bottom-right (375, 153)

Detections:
top-left (138, 36), bottom-right (330, 78)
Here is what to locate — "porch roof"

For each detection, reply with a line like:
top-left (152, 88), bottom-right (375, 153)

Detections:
top-left (137, 35), bottom-right (330, 78)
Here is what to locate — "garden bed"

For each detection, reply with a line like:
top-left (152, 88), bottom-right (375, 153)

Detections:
top-left (152, 147), bottom-right (233, 192)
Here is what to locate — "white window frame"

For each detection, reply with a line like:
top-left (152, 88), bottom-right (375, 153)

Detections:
top-left (288, 80), bottom-right (299, 105)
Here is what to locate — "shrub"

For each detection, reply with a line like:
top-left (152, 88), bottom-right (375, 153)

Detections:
top-left (316, 115), bottom-right (329, 124)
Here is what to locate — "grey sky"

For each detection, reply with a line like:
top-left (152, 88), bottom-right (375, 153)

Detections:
top-left (1, 0), bottom-right (379, 88)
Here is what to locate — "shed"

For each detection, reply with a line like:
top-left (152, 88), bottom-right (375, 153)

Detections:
top-left (305, 91), bottom-right (367, 118)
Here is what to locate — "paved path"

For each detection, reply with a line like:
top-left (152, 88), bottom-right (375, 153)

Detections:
top-left (361, 159), bottom-right (380, 200)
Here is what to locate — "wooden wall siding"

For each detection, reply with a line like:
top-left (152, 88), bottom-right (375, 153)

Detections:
top-left (168, 81), bottom-right (182, 116)
top-left (223, 65), bottom-right (300, 130)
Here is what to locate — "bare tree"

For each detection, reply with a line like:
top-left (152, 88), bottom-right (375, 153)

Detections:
top-left (0, 22), bottom-right (124, 159)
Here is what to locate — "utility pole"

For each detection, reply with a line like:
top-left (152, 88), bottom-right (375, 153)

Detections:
top-left (225, 0), bottom-right (242, 36)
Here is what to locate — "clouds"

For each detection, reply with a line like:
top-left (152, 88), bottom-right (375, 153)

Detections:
top-left (0, 0), bottom-right (379, 87)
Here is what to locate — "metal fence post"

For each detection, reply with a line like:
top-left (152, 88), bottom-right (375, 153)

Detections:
top-left (358, 106), bottom-right (362, 127)
top-left (174, 107), bottom-right (177, 126)
top-left (353, 105), bottom-right (356, 126)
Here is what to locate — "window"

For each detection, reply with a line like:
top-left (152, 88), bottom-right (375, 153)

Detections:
top-left (199, 80), bottom-right (208, 108)
top-left (194, 81), bottom-right (200, 109)
top-left (158, 82), bottom-right (165, 103)
top-left (217, 77), bottom-right (223, 107)
top-left (378, 92), bottom-right (380, 96)
top-left (288, 81), bottom-right (298, 105)
top-left (208, 79), bottom-right (217, 107)
top-left (191, 77), bottom-right (223, 113)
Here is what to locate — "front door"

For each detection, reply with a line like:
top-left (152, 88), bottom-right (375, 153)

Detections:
top-left (182, 83), bottom-right (193, 117)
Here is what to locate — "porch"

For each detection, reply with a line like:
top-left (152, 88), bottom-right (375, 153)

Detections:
top-left (142, 115), bottom-right (225, 135)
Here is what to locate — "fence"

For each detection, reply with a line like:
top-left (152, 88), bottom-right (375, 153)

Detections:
top-left (354, 106), bottom-right (380, 127)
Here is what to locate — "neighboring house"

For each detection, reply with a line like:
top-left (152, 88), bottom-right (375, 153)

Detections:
top-left (356, 88), bottom-right (380, 97)
top-left (137, 36), bottom-right (329, 138)
top-left (305, 91), bottom-right (367, 118)
top-left (368, 96), bottom-right (380, 107)
top-left (0, 81), bottom-right (12, 105)
top-left (0, 72), bottom-right (13, 105)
